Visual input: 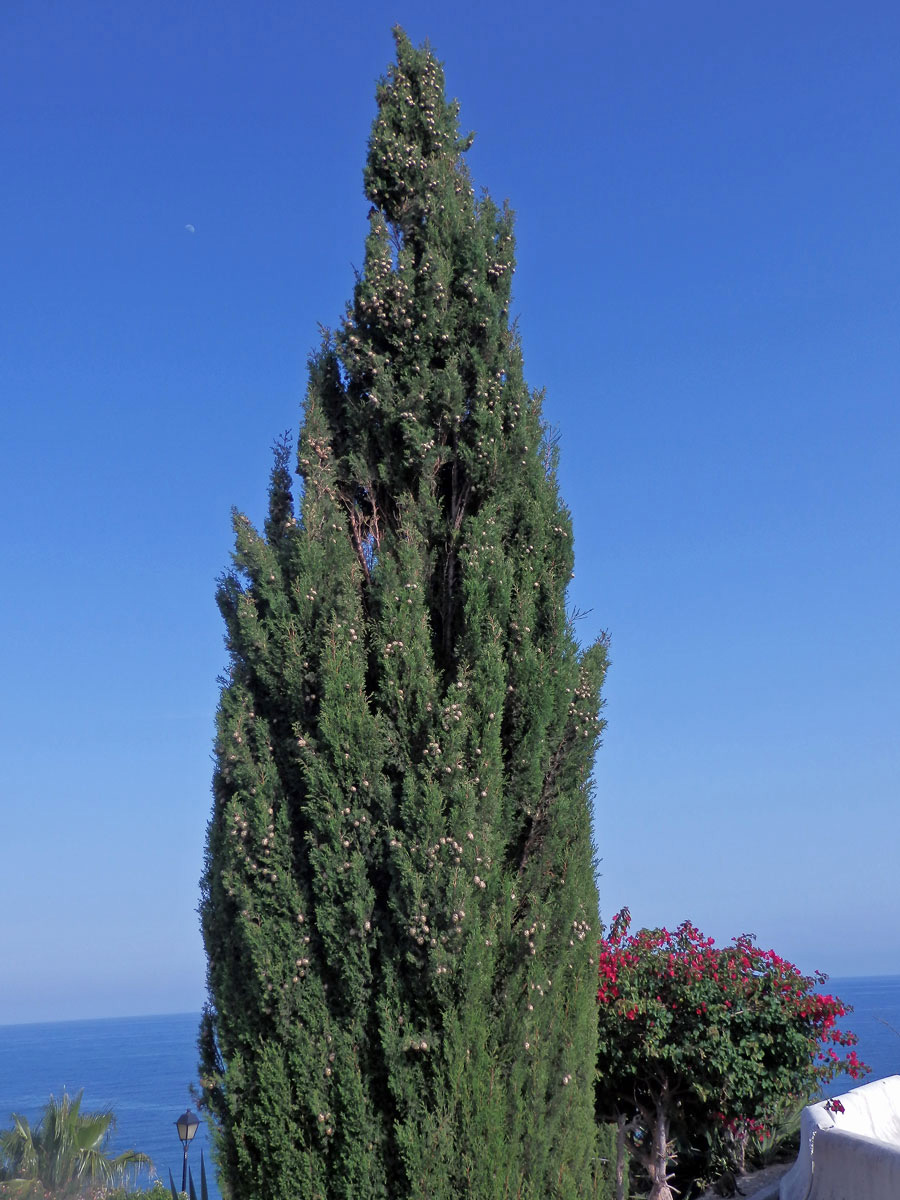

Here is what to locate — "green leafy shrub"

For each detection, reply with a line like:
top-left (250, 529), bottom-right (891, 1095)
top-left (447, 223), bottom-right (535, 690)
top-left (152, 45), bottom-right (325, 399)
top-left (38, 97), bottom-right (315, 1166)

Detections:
top-left (596, 910), bottom-right (866, 1199)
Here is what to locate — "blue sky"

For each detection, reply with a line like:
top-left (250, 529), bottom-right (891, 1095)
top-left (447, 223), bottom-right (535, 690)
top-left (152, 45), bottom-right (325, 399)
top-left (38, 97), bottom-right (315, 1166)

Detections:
top-left (2, 0), bottom-right (898, 1025)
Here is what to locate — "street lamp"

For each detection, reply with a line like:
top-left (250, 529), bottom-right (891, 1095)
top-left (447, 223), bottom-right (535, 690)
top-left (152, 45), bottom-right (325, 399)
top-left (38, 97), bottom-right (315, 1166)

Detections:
top-left (175, 1109), bottom-right (200, 1193)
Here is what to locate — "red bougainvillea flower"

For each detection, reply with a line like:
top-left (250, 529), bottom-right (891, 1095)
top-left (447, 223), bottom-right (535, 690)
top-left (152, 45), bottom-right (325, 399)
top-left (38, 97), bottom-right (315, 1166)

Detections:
top-left (596, 908), bottom-right (868, 1198)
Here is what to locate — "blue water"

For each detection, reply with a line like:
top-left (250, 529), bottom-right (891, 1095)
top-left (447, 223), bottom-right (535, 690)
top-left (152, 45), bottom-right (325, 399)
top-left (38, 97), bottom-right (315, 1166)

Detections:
top-left (0, 1012), bottom-right (220, 1198)
top-left (822, 975), bottom-right (900, 1095)
top-left (0, 980), bottom-right (897, 1197)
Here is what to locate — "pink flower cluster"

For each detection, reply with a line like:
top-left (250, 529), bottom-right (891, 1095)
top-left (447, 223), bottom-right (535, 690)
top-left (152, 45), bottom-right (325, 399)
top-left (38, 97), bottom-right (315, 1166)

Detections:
top-left (597, 908), bottom-right (868, 1085)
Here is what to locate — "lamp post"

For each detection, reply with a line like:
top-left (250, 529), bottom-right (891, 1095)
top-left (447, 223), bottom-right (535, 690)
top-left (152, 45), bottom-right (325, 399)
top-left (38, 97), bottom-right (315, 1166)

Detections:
top-left (175, 1109), bottom-right (200, 1193)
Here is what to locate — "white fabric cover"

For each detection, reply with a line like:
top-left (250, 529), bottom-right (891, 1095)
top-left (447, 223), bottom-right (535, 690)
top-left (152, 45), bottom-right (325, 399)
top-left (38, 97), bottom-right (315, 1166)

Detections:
top-left (779, 1075), bottom-right (900, 1200)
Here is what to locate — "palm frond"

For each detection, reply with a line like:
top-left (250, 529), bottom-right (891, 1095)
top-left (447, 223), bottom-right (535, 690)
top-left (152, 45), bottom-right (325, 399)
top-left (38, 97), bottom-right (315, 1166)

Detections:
top-left (0, 1091), bottom-right (152, 1193)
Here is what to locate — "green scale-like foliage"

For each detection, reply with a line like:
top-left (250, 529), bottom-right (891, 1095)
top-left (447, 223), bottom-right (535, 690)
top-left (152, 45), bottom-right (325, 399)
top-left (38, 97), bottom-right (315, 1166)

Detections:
top-left (201, 29), bottom-right (608, 1200)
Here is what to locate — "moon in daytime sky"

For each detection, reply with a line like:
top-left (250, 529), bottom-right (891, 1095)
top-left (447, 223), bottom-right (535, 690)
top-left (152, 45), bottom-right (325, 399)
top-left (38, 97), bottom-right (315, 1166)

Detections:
top-left (185, 224), bottom-right (195, 233)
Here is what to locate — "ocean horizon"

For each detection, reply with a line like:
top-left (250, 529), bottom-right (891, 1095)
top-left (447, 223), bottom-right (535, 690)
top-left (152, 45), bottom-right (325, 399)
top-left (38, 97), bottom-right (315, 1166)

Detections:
top-left (0, 976), bottom-right (897, 1196)
top-left (0, 1011), bottom-right (220, 1199)
top-left (817, 974), bottom-right (900, 1094)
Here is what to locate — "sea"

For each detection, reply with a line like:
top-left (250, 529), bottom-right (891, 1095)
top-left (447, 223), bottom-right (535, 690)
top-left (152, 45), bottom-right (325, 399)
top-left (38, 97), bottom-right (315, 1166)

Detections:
top-left (815, 975), bottom-right (900, 1095)
top-left (0, 1012), bottom-right (220, 1199)
top-left (0, 978), bottom-right (898, 1197)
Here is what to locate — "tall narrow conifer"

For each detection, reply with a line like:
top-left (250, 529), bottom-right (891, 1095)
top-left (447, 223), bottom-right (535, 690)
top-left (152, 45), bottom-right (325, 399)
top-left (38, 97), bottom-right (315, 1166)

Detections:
top-left (201, 29), bottom-right (608, 1200)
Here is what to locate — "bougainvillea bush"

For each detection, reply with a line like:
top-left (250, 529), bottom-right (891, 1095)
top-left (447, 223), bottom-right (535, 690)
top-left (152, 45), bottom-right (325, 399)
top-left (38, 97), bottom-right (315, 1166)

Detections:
top-left (595, 909), bottom-right (866, 1200)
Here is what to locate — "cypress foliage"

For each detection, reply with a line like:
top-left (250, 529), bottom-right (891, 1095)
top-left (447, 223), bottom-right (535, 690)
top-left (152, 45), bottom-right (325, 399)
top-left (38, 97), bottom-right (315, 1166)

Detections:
top-left (200, 28), bottom-right (608, 1200)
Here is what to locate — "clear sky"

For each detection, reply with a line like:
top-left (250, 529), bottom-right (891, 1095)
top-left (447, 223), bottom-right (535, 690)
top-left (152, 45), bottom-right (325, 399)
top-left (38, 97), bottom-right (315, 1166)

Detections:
top-left (2, 0), bottom-right (898, 1025)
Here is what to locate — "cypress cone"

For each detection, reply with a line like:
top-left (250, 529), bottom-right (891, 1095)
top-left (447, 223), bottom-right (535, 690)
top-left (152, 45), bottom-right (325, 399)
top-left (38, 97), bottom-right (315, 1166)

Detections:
top-left (200, 28), bottom-right (608, 1200)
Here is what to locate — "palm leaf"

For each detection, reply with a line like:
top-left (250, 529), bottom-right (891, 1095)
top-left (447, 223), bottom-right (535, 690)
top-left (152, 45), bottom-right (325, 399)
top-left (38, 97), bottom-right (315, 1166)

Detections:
top-left (0, 1113), bottom-right (39, 1180)
top-left (1, 1092), bottom-right (152, 1193)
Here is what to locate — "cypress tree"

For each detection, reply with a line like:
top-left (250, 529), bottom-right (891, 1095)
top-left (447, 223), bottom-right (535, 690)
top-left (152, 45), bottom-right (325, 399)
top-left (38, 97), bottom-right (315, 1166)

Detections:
top-left (200, 28), bottom-right (608, 1200)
